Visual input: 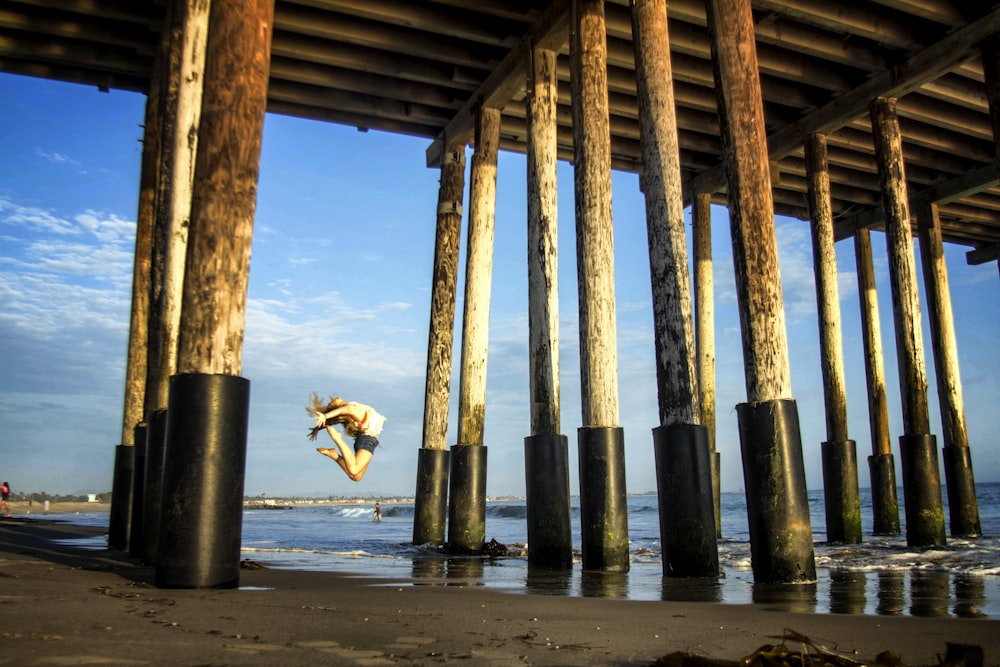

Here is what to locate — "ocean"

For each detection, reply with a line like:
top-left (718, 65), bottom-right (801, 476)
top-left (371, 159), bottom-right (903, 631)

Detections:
top-left (46, 482), bottom-right (1000, 617)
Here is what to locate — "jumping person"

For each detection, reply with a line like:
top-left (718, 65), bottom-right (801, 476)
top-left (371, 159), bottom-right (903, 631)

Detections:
top-left (307, 394), bottom-right (386, 482)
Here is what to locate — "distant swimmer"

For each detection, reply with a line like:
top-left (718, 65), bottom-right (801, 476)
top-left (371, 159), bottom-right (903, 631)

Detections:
top-left (307, 393), bottom-right (386, 483)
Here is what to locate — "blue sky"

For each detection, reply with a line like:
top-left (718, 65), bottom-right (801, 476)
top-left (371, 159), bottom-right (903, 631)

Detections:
top-left (1, 72), bottom-right (997, 501)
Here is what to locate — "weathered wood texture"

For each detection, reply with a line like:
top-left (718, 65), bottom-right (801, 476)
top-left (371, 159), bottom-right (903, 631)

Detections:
top-left (704, 0), bottom-right (792, 403)
top-left (457, 107), bottom-right (500, 446)
top-left (631, 0), bottom-right (698, 426)
top-left (161, 0), bottom-right (210, 379)
top-left (176, 0), bottom-right (275, 374)
top-left (804, 133), bottom-right (849, 443)
top-left (916, 201), bottom-right (968, 449)
top-left (571, 0), bottom-right (619, 427)
top-left (982, 37), bottom-right (1000, 159)
top-left (869, 97), bottom-right (931, 436)
top-left (422, 148), bottom-right (466, 451)
top-left (143, 1), bottom-right (180, 416)
top-left (693, 191), bottom-right (715, 449)
top-left (526, 47), bottom-right (561, 437)
top-left (121, 88), bottom-right (160, 444)
top-left (853, 229), bottom-right (893, 458)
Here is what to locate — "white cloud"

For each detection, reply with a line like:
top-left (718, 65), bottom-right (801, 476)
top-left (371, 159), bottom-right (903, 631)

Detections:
top-left (35, 147), bottom-right (81, 167)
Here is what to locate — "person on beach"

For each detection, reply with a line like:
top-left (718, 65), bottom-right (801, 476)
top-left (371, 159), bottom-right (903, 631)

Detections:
top-left (307, 394), bottom-right (386, 482)
top-left (1, 481), bottom-right (11, 517)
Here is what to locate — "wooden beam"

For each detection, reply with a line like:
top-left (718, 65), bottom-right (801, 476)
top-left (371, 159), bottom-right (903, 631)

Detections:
top-left (833, 162), bottom-right (1000, 241)
top-left (966, 242), bottom-right (1000, 264)
top-left (692, 6), bottom-right (1000, 195)
top-left (426, 0), bottom-right (569, 166)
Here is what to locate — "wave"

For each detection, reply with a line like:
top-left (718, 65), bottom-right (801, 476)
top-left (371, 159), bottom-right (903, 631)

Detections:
top-left (487, 504), bottom-right (526, 519)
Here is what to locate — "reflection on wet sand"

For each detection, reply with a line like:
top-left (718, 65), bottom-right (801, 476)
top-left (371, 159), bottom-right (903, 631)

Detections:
top-left (910, 570), bottom-right (950, 617)
top-left (525, 565), bottom-right (573, 595)
top-left (406, 554), bottom-right (989, 618)
top-left (954, 573), bottom-right (987, 618)
top-left (829, 569), bottom-right (866, 614)
top-left (580, 570), bottom-right (629, 599)
top-left (752, 582), bottom-right (818, 613)
top-left (876, 570), bottom-right (906, 615)
top-left (660, 576), bottom-right (723, 603)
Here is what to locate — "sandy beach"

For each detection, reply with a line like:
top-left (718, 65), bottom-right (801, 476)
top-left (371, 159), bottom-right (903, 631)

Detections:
top-left (0, 515), bottom-right (996, 666)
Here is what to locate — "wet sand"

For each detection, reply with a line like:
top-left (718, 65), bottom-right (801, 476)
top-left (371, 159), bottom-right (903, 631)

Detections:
top-left (0, 515), bottom-right (995, 666)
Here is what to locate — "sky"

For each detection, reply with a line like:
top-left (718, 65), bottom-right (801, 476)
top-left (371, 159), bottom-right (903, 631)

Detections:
top-left (1, 72), bottom-right (998, 501)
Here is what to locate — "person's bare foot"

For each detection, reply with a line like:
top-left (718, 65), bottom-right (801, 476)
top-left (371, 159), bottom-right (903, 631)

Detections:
top-left (317, 447), bottom-right (340, 461)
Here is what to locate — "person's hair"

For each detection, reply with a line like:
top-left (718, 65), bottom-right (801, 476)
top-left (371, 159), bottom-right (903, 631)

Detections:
top-left (306, 393), bottom-right (360, 440)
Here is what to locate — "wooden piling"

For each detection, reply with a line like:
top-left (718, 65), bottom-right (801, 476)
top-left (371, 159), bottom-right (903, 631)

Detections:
top-left (109, 86), bottom-right (161, 549)
top-left (121, 92), bottom-right (159, 447)
top-left (413, 146), bottom-right (465, 546)
top-left (869, 98), bottom-right (931, 437)
top-left (524, 46), bottom-right (572, 569)
top-left (571, 0), bottom-right (620, 428)
top-left (632, 0), bottom-right (717, 578)
top-left (526, 46), bottom-right (561, 438)
top-left (704, 0), bottom-right (814, 583)
top-left (571, 0), bottom-right (628, 573)
top-left (176, 0), bottom-right (273, 374)
top-left (854, 228), bottom-right (901, 535)
top-left (156, 0), bottom-right (273, 589)
top-left (631, 0), bottom-right (698, 427)
top-left (804, 133), bottom-right (861, 544)
top-left (693, 191), bottom-right (721, 537)
top-left (869, 96), bottom-right (945, 547)
top-left (421, 147), bottom-right (466, 452)
top-left (142, 2), bottom-right (180, 419)
top-left (704, 0), bottom-right (791, 404)
top-left (457, 107), bottom-right (500, 447)
top-left (450, 107), bottom-right (499, 555)
top-left (147, 0), bottom-right (211, 407)
top-left (916, 200), bottom-right (981, 537)
top-left (805, 134), bottom-right (848, 444)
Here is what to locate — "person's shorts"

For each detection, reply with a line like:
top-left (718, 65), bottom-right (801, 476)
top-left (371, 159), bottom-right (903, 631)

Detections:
top-left (354, 435), bottom-right (379, 454)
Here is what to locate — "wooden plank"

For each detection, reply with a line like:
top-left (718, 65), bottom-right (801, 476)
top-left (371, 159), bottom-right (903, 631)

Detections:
top-left (176, 0), bottom-right (274, 375)
top-left (692, 6), bottom-right (1000, 195)
top-left (427, 0), bottom-right (569, 166)
top-left (982, 36), bottom-right (1000, 159)
top-left (833, 162), bottom-right (1000, 241)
